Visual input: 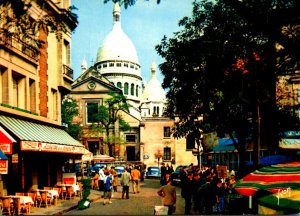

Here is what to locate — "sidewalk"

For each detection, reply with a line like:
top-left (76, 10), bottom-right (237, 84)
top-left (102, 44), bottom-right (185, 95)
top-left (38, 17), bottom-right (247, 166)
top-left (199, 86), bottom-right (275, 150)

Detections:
top-left (29, 190), bottom-right (103, 215)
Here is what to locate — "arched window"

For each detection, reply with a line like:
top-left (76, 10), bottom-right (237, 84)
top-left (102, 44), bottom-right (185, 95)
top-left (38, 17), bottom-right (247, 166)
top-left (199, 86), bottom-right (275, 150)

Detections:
top-left (124, 83), bottom-right (129, 95)
top-left (136, 85), bottom-right (139, 97)
top-left (130, 83), bottom-right (134, 96)
top-left (157, 106), bottom-right (160, 116)
top-left (117, 82), bottom-right (122, 89)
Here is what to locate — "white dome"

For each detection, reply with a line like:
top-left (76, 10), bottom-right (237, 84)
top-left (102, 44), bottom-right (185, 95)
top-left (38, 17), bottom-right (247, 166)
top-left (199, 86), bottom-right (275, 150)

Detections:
top-left (95, 4), bottom-right (139, 64)
top-left (142, 63), bottom-right (166, 102)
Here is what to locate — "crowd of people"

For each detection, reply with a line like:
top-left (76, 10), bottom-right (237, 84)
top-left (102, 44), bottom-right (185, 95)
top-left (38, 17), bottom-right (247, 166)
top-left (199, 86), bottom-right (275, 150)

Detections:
top-left (86, 162), bottom-right (241, 215)
top-left (159, 163), bottom-right (240, 215)
top-left (89, 164), bottom-right (143, 205)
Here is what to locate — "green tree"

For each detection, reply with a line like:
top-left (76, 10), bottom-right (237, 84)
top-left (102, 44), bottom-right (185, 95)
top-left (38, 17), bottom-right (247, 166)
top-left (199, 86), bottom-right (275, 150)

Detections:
top-left (61, 96), bottom-right (82, 140)
top-left (91, 91), bottom-right (131, 156)
top-left (156, 0), bottom-right (299, 171)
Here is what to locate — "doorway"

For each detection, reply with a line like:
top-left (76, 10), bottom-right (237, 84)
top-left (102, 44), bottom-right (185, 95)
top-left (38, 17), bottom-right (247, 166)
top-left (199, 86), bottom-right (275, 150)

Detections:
top-left (126, 146), bottom-right (135, 161)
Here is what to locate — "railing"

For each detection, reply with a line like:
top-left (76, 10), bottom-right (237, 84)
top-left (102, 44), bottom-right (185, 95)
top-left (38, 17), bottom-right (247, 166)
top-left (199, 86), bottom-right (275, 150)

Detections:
top-left (0, 32), bottom-right (39, 61)
top-left (63, 64), bottom-right (73, 79)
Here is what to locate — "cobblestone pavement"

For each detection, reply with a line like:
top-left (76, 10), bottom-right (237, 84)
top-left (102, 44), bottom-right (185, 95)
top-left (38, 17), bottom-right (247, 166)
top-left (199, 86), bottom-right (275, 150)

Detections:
top-left (63, 179), bottom-right (185, 215)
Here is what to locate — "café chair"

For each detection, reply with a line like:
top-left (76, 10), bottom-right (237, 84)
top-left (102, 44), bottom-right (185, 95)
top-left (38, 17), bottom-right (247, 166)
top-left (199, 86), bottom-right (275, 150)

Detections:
top-left (26, 192), bottom-right (36, 209)
top-left (52, 187), bottom-right (61, 205)
top-left (38, 191), bottom-right (51, 208)
top-left (61, 186), bottom-right (67, 200)
top-left (66, 186), bottom-right (76, 200)
top-left (1, 197), bottom-right (12, 215)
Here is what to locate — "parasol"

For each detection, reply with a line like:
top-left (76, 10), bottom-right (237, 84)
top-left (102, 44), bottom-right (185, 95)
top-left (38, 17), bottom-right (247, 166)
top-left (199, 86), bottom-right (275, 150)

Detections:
top-left (235, 162), bottom-right (300, 208)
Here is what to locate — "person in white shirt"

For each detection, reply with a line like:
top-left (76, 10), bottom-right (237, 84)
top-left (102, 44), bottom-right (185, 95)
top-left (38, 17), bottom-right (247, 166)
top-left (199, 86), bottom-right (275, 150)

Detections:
top-left (98, 166), bottom-right (106, 191)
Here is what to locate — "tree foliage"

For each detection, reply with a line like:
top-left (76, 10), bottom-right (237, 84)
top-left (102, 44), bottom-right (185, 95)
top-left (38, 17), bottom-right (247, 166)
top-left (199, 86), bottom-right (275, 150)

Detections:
top-left (61, 96), bottom-right (82, 140)
top-left (91, 91), bottom-right (131, 156)
top-left (155, 0), bottom-right (299, 168)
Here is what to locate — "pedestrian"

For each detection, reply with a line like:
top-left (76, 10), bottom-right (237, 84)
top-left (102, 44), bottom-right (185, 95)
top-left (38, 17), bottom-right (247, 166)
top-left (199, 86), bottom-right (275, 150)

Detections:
top-left (98, 166), bottom-right (105, 191)
top-left (103, 171), bottom-right (113, 205)
top-left (198, 174), bottom-right (215, 215)
top-left (181, 171), bottom-right (193, 215)
top-left (215, 179), bottom-right (225, 214)
top-left (157, 179), bottom-right (177, 215)
top-left (110, 166), bottom-right (118, 192)
top-left (120, 168), bottom-right (131, 199)
top-left (92, 171), bottom-right (99, 190)
top-left (160, 163), bottom-right (166, 185)
top-left (131, 165), bottom-right (141, 193)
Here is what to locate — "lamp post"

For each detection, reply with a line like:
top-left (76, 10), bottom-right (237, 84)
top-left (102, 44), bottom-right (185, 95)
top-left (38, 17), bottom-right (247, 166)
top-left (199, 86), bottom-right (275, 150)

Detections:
top-left (195, 131), bottom-right (204, 170)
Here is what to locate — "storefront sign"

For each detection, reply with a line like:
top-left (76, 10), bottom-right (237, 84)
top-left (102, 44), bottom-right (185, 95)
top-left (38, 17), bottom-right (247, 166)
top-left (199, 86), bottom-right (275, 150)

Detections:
top-left (0, 160), bottom-right (8, 174)
top-left (20, 141), bottom-right (85, 154)
top-left (279, 138), bottom-right (300, 149)
top-left (12, 153), bottom-right (18, 163)
top-left (0, 143), bottom-right (12, 154)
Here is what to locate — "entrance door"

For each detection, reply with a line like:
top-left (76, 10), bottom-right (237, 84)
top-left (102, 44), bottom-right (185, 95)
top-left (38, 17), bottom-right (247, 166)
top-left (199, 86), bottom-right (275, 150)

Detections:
top-left (126, 146), bottom-right (135, 161)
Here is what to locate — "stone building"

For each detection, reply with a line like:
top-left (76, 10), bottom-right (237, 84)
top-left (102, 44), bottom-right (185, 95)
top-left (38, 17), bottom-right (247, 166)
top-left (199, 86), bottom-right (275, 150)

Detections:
top-left (0, 0), bottom-right (85, 195)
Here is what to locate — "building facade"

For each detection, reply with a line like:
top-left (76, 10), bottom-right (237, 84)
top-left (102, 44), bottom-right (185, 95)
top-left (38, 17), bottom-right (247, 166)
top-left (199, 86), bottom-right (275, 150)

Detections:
top-left (0, 0), bottom-right (85, 195)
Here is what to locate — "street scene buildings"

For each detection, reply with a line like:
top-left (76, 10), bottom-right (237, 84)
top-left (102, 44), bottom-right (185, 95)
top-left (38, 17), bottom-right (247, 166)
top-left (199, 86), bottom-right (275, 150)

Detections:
top-left (0, 0), bottom-right (299, 215)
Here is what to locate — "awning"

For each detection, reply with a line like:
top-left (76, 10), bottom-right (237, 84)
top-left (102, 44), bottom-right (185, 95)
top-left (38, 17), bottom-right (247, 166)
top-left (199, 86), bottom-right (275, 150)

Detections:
top-left (0, 115), bottom-right (85, 154)
top-left (93, 154), bottom-right (115, 162)
top-left (82, 148), bottom-right (93, 161)
top-left (0, 126), bottom-right (15, 154)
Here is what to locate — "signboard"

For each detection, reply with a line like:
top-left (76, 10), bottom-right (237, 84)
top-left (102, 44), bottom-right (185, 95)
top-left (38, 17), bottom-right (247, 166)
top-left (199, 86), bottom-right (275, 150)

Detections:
top-left (21, 141), bottom-right (85, 154)
top-left (0, 144), bottom-right (12, 154)
top-left (0, 160), bottom-right (8, 174)
top-left (216, 165), bottom-right (227, 178)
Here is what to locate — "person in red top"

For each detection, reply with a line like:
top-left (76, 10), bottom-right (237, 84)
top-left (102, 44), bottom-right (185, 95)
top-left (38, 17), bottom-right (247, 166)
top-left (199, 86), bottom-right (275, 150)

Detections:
top-left (131, 166), bottom-right (141, 193)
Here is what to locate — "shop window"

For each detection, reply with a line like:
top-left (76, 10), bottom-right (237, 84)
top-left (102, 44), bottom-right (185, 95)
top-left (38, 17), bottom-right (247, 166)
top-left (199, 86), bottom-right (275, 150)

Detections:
top-left (164, 127), bottom-right (171, 138)
top-left (126, 134), bottom-right (136, 142)
top-left (164, 147), bottom-right (171, 160)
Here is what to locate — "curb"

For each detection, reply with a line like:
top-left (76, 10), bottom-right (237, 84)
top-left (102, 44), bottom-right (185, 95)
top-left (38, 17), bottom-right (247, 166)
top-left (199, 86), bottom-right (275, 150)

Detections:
top-left (53, 195), bottom-right (102, 215)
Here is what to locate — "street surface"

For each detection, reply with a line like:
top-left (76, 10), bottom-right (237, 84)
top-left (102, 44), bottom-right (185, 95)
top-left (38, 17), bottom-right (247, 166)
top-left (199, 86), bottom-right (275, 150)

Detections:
top-left (63, 179), bottom-right (185, 215)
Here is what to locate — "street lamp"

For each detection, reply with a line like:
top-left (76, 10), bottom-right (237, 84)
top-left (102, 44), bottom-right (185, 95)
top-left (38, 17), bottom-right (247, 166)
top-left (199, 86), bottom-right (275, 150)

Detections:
top-left (195, 129), bottom-right (204, 170)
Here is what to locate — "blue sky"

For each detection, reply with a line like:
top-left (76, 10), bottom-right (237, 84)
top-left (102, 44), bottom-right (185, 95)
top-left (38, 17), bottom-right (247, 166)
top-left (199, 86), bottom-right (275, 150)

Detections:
top-left (71, 0), bottom-right (194, 83)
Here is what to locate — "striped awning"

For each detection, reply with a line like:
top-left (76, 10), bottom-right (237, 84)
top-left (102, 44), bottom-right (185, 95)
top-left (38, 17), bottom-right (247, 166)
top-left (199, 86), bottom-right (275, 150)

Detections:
top-left (0, 115), bottom-right (85, 154)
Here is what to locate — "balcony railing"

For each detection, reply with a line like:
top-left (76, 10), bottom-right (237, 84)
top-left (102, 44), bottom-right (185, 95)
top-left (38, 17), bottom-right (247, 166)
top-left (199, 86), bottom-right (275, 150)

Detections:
top-left (63, 64), bottom-right (74, 79)
top-left (0, 32), bottom-right (39, 61)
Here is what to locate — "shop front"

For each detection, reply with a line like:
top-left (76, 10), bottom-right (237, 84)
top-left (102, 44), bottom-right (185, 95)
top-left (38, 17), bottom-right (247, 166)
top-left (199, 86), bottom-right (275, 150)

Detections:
top-left (0, 115), bottom-right (86, 195)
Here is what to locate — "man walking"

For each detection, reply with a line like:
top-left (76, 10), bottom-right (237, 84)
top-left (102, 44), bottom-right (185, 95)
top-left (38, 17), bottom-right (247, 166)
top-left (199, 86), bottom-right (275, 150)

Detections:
top-left (157, 179), bottom-right (177, 215)
top-left (120, 168), bottom-right (131, 199)
top-left (131, 166), bottom-right (141, 193)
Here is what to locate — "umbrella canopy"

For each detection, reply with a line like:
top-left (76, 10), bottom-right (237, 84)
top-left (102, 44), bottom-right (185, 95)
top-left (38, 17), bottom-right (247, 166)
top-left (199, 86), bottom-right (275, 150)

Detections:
top-left (93, 154), bottom-right (115, 162)
top-left (235, 162), bottom-right (300, 197)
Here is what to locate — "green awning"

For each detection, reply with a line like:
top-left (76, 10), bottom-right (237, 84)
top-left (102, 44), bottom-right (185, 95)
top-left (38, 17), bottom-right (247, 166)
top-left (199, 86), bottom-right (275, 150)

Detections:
top-left (0, 115), bottom-right (83, 150)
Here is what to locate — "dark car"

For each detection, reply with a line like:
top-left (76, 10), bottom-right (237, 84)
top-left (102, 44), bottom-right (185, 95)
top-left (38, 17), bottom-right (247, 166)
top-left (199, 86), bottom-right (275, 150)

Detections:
top-left (74, 162), bottom-right (88, 175)
top-left (114, 166), bottom-right (125, 177)
top-left (170, 165), bottom-right (189, 186)
top-left (145, 166), bottom-right (161, 179)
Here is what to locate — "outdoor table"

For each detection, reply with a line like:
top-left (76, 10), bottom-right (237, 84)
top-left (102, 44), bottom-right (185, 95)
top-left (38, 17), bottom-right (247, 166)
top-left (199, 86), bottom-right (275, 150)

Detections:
top-left (33, 189), bottom-right (59, 199)
top-left (56, 183), bottom-right (80, 193)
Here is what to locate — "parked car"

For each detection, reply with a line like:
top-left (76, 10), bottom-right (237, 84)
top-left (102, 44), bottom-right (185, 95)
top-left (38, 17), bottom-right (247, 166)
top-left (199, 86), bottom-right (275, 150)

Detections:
top-left (114, 166), bottom-right (125, 177)
top-left (170, 165), bottom-right (189, 186)
top-left (92, 163), bottom-right (107, 172)
top-left (145, 166), bottom-right (161, 179)
top-left (74, 162), bottom-right (88, 176)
